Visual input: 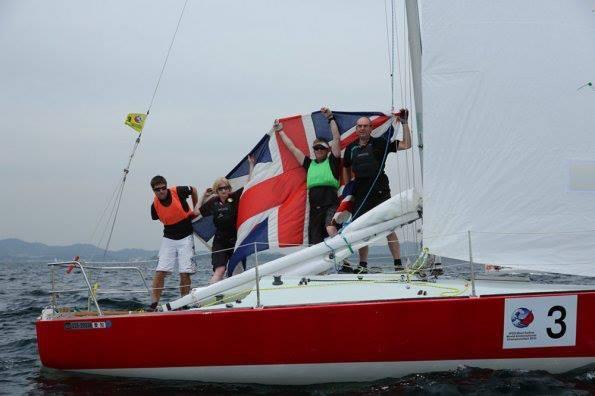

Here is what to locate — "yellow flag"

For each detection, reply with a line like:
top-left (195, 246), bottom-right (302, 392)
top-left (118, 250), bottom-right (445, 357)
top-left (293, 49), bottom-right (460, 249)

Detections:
top-left (124, 113), bottom-right (146, 133)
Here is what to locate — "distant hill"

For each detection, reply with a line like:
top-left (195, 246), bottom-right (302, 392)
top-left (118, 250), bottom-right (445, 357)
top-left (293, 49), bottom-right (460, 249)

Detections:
top-left (0, 238), bottom-right (421, 264)
top-left (0, 238), bottom-right (157, 263)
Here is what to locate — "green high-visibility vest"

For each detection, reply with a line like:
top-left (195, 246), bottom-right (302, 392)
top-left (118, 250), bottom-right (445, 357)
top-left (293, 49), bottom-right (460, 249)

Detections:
top-left (306, 157), bottom-right (340, 189)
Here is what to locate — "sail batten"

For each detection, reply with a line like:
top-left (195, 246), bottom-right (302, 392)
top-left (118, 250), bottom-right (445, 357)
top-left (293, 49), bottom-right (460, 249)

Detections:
top-left (420, 0), bottom-right (595, 277)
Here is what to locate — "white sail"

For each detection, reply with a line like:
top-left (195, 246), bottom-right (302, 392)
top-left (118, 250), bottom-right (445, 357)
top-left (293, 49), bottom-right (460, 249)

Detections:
top-left (419, 1), bottom-right (595, 276)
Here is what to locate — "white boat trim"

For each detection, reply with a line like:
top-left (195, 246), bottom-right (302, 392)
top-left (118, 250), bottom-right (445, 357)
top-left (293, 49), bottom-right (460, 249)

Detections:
top-left (74, 357), bottom-right (595, 385)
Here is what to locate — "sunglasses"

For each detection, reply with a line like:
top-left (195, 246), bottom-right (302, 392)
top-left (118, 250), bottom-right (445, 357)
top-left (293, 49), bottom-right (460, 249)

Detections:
top-left (153, 186), bottom-right (167, 192)
top-left (313, 145), bottom-right (328, 151)
top-left (217, 186), bottom-right (231, 192)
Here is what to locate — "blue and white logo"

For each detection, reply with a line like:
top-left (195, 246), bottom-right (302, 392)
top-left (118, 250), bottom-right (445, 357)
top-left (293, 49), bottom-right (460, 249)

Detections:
top-left (511, 307), bottom-right (534, 328)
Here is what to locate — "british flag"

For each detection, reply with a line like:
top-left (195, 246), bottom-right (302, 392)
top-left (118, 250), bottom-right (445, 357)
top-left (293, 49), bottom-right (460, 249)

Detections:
top-left (192, 110), bottom-right (394, 276)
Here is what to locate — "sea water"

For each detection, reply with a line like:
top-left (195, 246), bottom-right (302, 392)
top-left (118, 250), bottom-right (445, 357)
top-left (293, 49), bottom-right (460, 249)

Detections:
top-left (1, 256), bottom-right (594, 395)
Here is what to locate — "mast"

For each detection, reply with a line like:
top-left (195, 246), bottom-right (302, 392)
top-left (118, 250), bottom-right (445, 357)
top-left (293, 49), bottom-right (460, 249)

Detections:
top-left (404, 0), bottom-right (423, 178)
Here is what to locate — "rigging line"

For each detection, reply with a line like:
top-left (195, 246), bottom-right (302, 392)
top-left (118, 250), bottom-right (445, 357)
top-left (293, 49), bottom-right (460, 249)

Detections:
top-left (388, 0), bottom-right (396, 111)
top-left (391, 0), bottom-right (405, 107)
top-left (89, 177), bottom-right (124, 244)
top-left (388, 0), bottom-right (406, 237)
top-left (97, 180), bottom-right (124, 251)
top-left (402, 4), bottom-right (419, 246)
top-left (147, 0), bottom-right (189, 114)
top-left (401, 2), bottom-right (412, 191)
top-left (383, 0), bottom-right (393, 104)
top-left (393, 4), bottom-right (410, 243)
top-left (399, 12), bottom-right (415, 231)
top-left (394, 127), bottom-right (405, 233)
top-left (402, 2), bottom-right (411, 109)
top-left (98, 1), bottom-right (189, 255)
top-left (400, 6), bottom-right (413, 244)
top-left (100, 134), bottom-right (140, 254)
top-left (103, 177), bottom-right (128, 256)
top-left (405, 4), bottom-right (416, 192)
top-left (97, 181), bottom-right (123, 250)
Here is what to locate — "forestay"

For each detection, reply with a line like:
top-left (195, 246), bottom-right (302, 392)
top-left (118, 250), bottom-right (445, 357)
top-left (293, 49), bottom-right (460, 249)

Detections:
top-left (420, 0), bottom-right (595, 276)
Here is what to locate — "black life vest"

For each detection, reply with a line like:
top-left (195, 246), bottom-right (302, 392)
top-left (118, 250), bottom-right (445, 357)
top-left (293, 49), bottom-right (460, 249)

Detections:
top-left (351, 143), bottom-right (380, 179)
top-left (212, 197), bottom-right (239, 233)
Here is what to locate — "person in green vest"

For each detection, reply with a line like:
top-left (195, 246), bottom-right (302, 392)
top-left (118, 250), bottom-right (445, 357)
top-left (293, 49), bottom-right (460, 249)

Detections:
top-left (277, 107), bottom-right (341, 245)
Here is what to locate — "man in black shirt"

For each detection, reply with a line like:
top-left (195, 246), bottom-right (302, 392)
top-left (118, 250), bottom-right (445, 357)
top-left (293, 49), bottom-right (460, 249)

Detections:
top-left (149, 175), bottom-right (198, 310)
top-left (343, 109), bottom-right (412, 271)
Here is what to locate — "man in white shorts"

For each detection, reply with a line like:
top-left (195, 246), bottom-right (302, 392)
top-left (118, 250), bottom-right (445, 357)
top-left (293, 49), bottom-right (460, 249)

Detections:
top-left (149, 175), bottom-right (198, 311)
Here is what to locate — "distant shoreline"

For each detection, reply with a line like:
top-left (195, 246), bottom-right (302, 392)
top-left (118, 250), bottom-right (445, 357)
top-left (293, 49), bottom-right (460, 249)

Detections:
top-left (0, 238), bottom-right (157, 262)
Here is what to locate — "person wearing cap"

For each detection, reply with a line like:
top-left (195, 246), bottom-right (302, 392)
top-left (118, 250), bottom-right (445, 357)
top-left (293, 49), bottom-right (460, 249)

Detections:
top-left (277, 107), bottom-right (341, 245)
top-left (343, 109), bottom-right (412, 272)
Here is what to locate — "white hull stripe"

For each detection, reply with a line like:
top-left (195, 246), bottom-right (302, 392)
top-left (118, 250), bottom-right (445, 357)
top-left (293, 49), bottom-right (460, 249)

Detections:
top-left (73, 357), bottom-right (595, 385)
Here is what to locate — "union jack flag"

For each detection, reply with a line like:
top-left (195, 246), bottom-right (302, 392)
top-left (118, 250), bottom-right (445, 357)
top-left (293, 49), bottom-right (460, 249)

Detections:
top-left (192, 110), bottom-right (395, 276)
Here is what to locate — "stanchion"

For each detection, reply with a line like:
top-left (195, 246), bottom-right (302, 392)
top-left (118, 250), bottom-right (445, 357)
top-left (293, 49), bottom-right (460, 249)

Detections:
top-left (468, 230), bottom-right (477, 297)
top-left (254, 242), bottom-right (261, 307)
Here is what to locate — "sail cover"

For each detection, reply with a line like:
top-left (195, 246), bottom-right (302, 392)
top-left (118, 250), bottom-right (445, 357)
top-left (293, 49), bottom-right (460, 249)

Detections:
top-left (420, 1), bottom-right (595, 276)
top-left (193, 111), bottom-right (395, 276)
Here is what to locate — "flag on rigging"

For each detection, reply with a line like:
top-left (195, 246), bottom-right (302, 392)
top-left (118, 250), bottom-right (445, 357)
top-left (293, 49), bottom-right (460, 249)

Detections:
top-left (124, 113), bottom-right (147, 133)
top-left (192, 110), bottom-right (395, 276)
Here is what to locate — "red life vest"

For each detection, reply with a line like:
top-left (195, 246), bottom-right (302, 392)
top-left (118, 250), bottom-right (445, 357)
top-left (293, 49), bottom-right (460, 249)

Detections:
top-left (153, 186), bottom-right (192, 225)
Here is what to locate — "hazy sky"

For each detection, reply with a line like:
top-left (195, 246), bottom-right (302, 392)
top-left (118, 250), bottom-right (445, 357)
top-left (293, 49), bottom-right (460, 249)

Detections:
top-left (0, 0), bottom-right (418, 250)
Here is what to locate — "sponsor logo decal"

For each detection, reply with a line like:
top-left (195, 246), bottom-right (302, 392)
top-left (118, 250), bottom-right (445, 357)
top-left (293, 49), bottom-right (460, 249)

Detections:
top-left (503, 295), bottom-right (577, 349)
top-left (511, 307), bottom-right (534, 328)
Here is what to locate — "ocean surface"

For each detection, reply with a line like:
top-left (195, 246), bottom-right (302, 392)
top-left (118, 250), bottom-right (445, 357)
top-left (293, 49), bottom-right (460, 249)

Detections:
top-left (1, 255), bottom-right (594, 395)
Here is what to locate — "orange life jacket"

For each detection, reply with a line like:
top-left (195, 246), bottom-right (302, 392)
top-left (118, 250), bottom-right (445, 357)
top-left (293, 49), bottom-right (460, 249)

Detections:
top-left (153, 186), bottom-right (192, 225)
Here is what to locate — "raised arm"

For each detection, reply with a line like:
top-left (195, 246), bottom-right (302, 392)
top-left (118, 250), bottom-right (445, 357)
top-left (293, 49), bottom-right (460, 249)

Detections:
top-left (193, 187), bottom-right (213, 216)
top-left (277, 120), bottom-right (306, 164)
top-left (343, 145), bottom-right (354, 181)
top-left (321, 107), bottom-right (341, 158)
top-left (247, 154), bottom-right (255, 182)
top-left (190, 186), bottom-right (198, 207)
top-left (343, 166), bottom-right (353, 182)
top-left (393, 108), bottom-right (412, 150)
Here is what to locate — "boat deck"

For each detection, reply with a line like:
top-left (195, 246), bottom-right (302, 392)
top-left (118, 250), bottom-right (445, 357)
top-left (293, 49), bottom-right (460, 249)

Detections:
top-left (193, 274), bottom-right (595, 311)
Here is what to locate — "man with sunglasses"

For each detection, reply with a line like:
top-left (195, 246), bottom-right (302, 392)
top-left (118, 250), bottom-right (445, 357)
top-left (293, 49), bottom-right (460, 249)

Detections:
top-left (149, 175), bottom-right (198, 311)
top-left (277, 107), bottom-right (342, 245)
top-left (343, 109), bottom-right (412, 272)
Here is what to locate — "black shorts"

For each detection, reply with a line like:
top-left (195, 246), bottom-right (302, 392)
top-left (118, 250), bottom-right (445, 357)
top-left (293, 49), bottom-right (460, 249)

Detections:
top-left (353, 187), bottom-right (391, 220)
top-left (211, 236), bottom-right (246, 271)
top-left (308, 203), bottom-right (338, 245)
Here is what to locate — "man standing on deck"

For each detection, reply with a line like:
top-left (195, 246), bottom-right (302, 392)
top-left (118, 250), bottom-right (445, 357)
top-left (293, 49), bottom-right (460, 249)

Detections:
top-left (343, 109), bottom-right (412, 272)
top-left (149, 175), bottom-right (198, 311)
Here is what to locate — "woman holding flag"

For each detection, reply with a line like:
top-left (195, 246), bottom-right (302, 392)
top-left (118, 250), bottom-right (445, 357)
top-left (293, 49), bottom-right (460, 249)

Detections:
top-left (277, 107), bottom-right (342, 245)
top-left (196, 155), bottom-right (255, 283)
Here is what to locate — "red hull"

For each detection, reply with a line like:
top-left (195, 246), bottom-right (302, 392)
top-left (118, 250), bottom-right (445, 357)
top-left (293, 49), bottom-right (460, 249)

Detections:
top-left (37, 290), bottom-right (595, 373)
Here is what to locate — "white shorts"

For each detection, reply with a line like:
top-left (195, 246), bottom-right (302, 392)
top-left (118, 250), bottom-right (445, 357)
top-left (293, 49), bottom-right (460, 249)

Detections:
top-left (156, 235), bottom-right (197, 274)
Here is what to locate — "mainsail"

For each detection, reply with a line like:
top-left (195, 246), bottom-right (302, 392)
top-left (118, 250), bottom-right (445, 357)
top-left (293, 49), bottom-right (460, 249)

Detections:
top-left (418, 0), bottom-right (595, 276)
